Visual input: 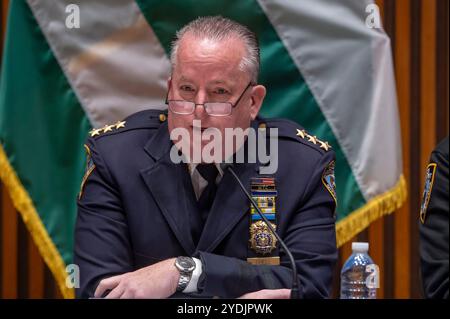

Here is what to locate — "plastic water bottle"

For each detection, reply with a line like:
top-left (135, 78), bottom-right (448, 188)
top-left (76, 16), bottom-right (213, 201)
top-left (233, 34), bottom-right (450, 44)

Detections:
top-left (340, 242), bottom-right (379, 299)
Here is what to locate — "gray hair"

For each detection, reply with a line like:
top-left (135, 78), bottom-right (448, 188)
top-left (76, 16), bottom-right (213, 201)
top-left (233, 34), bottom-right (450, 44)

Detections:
top-left (170, 16), bottom-right (260, 83)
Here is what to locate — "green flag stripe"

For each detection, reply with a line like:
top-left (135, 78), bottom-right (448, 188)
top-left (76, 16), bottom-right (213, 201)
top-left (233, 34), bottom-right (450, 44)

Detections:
top-left (136, 0), bottom-right (366, 218)
top-left (0, 1), bottom-right (90, 264)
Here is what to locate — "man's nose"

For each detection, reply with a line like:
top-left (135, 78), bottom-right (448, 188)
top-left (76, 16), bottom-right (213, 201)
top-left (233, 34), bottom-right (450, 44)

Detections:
top-left (193, 92), bottom-right (208, 119)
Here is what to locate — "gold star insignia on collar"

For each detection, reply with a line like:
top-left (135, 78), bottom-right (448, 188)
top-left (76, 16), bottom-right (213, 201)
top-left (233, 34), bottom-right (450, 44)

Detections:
top-left (89, 120), bottom-right (126, 138)
top-left (307, 135), bottom-right (317, 144)
top-left (115, 121), bottom-right (126, 129)
top-left (90, 128), bottom-right (103, 137)
top-left (296, 129), bottom-right (331, 151)
top-left (319, 140), bottom-right (332, 151)
top-left (102, 124), bottom-right (115, 133)
top-left (296, 129), bottom-right (306, 139)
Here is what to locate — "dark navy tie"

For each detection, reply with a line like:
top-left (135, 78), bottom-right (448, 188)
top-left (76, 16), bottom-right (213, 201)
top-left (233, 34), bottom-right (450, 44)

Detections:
top-left (196, 164), bottom-right (219, 225)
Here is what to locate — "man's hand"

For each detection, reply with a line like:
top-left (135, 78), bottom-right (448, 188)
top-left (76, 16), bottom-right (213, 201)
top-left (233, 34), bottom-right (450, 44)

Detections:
top-left (238, 289), bottom-right (291, 299)
top-left (94, 258), bottom-right (179, 299)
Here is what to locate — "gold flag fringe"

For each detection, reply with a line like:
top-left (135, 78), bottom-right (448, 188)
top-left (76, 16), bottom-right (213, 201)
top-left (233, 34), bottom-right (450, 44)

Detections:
top-left (336, 175), bottom-right (407, 247)
top-left (0, 146), bottom-right (74, 298)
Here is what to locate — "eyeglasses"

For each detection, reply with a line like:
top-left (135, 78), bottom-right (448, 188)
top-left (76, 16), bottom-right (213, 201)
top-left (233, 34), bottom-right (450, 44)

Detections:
top-left (165, 82), bottom-right (253, 116)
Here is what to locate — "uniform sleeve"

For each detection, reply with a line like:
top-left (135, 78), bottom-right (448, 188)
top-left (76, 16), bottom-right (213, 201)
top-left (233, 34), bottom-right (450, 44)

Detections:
top-left (74, 139), bottom-right (134, 298)
top-left (419, 149), bottom-right (449, 299)
top-left (196, 150), bottom-right (338, 299)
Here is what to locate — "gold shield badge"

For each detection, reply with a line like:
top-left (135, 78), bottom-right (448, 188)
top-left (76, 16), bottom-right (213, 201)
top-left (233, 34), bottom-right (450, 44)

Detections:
top-left (249, 220), bottom-right (278, 255)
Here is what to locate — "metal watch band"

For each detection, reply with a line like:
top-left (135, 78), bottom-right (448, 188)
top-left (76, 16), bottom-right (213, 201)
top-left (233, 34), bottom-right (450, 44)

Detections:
top-left (175, 257), bottom-right (196, 292)
top-left (176, 272), bottom-right (192, 292)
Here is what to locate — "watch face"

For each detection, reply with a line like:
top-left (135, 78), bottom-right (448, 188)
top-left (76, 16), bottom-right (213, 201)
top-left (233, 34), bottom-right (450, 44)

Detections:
top-left (177, 257), bottom-right (196, 272)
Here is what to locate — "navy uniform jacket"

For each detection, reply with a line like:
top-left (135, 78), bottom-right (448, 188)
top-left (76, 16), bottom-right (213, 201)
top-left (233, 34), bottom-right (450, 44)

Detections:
top-left (419, 136), bottom-right (449, 299)
top-left (75, 109), bottom-right (338, 298)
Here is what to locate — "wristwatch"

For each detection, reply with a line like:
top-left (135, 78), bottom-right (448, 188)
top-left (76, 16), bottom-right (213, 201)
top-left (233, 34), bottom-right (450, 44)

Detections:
top-left (174, 256), bottom-right (196, 292)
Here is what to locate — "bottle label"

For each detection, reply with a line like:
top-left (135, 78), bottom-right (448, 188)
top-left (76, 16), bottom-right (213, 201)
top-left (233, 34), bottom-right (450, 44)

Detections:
top-left (365, 264), bottom-right (380, 288)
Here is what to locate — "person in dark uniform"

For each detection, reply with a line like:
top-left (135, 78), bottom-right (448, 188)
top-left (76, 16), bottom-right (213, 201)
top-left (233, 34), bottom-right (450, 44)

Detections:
top-left (75, 16), bottom-right (338, 299)
top-left (419, 136), bottom-right (449, 299)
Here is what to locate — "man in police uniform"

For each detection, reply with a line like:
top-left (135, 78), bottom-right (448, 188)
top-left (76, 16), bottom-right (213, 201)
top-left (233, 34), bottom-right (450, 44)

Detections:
top-left (75, 16), bottom-right (338, 299)
top-left (419, 136), bottom-right (449, 299)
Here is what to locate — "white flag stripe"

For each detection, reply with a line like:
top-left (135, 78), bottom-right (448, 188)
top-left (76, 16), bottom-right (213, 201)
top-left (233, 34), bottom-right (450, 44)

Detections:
top-left (258, 0), bottom-right (402, 199)
top-left (27, 0), bottom-right (170, 127)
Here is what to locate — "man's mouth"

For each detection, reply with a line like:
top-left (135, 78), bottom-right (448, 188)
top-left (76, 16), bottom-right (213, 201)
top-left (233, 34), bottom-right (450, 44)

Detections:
top-left (191, 125), bottom-right (208, 132)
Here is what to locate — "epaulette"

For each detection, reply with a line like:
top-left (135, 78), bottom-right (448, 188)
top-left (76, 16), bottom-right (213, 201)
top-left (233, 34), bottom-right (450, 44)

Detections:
top-left (295, 128), bottom-right (332, 152)
top-left (89, 120), bottom-right (127, 137)
top-left (88, 109), bottom-right (168, 138)
top-left (261, 118), bottom-right (332, 153)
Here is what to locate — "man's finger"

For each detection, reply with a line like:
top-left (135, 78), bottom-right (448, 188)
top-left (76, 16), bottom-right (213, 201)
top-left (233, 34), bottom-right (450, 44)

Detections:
top-left (94, 275), bottom-right (122, 298)
top-left (104, 284), bottom-right (125, 299)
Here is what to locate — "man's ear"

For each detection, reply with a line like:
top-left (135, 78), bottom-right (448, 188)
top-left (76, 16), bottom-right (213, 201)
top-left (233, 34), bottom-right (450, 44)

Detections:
top-left (249, 85), bottom-right (266, 120)
top-left (166, 77), bottom-right (173, 101)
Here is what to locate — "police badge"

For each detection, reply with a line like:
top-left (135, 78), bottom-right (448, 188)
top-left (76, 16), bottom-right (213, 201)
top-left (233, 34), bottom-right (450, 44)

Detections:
top-left (249, 220), bottom-right (278, 254)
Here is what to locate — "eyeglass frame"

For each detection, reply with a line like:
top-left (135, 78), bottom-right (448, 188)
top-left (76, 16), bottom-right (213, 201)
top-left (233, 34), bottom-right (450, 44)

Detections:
top-left (165, 82), bottom-right (254, 117)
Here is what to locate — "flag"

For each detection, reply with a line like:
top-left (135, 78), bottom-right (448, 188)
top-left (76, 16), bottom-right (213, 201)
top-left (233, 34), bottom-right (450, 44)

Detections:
top-left (0, 0), bottom-right (406, 298)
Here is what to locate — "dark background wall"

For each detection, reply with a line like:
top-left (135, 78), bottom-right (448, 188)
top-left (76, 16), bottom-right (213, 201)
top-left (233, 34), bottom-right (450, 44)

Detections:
top-left (0, 0), bottom-right (448, 298)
